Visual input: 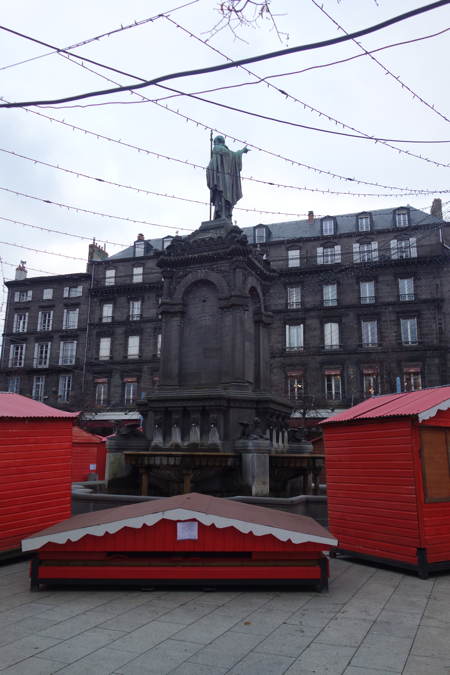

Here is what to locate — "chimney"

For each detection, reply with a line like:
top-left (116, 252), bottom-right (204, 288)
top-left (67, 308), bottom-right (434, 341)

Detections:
top-left (431, 198), bottom-right (443, 220)
top-left (15, 260), bottom-right (27, 280)
top-left (88, 239), bottom-right (108, 262)
top-left (137, 233), bottom-right (145, 241)
top-left (308, 210), bottom-right (314, 223)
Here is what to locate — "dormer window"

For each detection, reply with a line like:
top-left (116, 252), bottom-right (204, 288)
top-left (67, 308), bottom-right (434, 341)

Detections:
top-left (321, 217), bottom-right (335, 236)
top-left (134, 239), bottom-right (145, 257)
top-left (357, 213), bottom-right (371, 232)
top-left (395, 208), bottom-right (409, 228)
top-left (254, 225), bottom-right (269, 244)
top-left (162, 236), bottom-right (173, 250)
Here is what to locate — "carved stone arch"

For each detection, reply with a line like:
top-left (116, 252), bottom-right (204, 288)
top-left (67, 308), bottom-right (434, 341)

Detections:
top-left (173, 270), bottom-right (230, 303)
top-left (244, 276), bottom-right (264, 312)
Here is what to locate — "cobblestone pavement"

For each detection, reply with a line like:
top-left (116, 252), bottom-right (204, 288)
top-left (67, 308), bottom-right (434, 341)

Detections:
top-left (0, 558), bottom-right (449, 674)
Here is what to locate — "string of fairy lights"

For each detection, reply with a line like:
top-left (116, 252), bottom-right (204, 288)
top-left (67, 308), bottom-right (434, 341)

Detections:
top-left (0, 1), bottom-right (449, 276)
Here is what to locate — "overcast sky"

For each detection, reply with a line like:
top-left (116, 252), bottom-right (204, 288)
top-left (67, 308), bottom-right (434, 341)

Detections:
top-left (0, 0), bottom-right (449, 312)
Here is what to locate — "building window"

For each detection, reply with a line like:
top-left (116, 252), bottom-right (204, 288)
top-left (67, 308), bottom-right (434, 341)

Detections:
top-left (63, 308), bottom-right (78, 330)
top-left (287, 370), bottom-right (304, 401)
top-left (156, 333), bottom-right (162, 357)
top-left (286, 324), bottom-right (304, 351)
top-left (9, 343), bottom-right (25, 368)
top-left (399, 277), bottom-right (414, 301)
top-left (105, 269), bottom-right (115, 286)
top-left (361, 319), bottom-right (378, 347)
top-left (287, 286), bottom-right (301, 309)
top-left (132, 266), bottom-right (143, 283)
top-left (317, 245), bottom-right (341, 265)
top-left (95, 379), bottom-right (108, 406)
top-left (38, 310), bottom-right (53, 332)
top-left (59, 341), bottom-right (77, 366)
top-left (124, 379), bottom-right (138, 405)
top-left (102, 303), bottom-right (113, 323)
top-left (401, 317), bottom-right (418, 345)
top-left (129, 299), bottom-right (142, 321)
top-left (7, 376), bottom-right (20, 393)
top-left (134, 240), bottom-right (145, 257)
top-left (363, 368), bottom-right (379, 397)
top-left (13, 312), bottom-right (28, 333)
top-left (288, 249), bottom-right (300, 267)
top-left (42, 288), bottom-right (53, 300)
top-left (99, 337), bottom-right (111, 360)
top-left (63, 286), bottom-right (82, 298)
top-left (254, 226), bottom-right (267, 244)
top-left (395, 209), bottom-right (409, 228)
top-left (325, 370), bottom-right (342, 400)
top-left (322, 217), bottom-right (335, 235)
top-left (391, 237), bottom-right (417, 260)
top-left (14, 290), bottom-right (32, 302)
top-left (58, 375), bottom-right (72, 402)
top-left (32, 375), bottom-right (45, 401)
top-left (323, 283), bottom-right (337, 307)
top-left (33, 342), bottom-right (50, 368)
top-left (127, 335), bottom-right (140, 359)
top-left (354, 241), bottom-right (378, 263)
top-left (162, 236), bottom-right (173, 250)
top-left (403, 366), bottom-right (422, 391)
top-left (360, 280), bottom-right (375, 304)
top-left (358, 214), bottom-right (371, 232)
top-left (324, 322), bottom-right (340, 350)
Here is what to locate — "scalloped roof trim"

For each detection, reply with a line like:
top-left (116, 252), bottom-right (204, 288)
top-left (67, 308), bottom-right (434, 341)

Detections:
top-left (22, 507), bottom-right (337, 552)
top-left (418, 398), bottom-right (450, 422)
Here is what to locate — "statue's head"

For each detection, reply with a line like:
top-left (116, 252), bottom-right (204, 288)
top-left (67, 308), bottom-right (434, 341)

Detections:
top-left (213, 135), bottom-right (226, 146)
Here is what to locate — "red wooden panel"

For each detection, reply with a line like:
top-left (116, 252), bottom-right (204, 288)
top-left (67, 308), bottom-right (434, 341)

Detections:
top-left (38, 565), bottom-right (322, 581)
top-left (41, 519), bottom-right (331, 554)
top-left (0, 419), bottom-right (73, 552)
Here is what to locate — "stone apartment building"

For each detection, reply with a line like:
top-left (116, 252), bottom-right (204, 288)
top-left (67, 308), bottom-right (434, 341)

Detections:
top-left (1, 201), bottom-right (449, 426)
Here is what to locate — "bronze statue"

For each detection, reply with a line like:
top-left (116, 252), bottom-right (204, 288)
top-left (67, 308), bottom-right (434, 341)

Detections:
top-left (206, 135), bottom-right (249, 220)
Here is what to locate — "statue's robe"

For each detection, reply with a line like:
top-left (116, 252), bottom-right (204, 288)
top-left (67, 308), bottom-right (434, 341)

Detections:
top-left (206, 146), bottom-right (243, 208)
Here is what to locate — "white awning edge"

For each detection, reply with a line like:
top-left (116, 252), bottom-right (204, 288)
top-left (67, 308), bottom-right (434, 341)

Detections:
top-left (22, 507), bottom-right (337, 552)
top-left (418, 398), bottom-right (450, 422)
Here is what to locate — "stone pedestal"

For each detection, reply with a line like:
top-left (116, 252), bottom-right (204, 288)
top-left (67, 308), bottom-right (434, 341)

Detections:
top-left (235, 439), bottom-right (271, 497)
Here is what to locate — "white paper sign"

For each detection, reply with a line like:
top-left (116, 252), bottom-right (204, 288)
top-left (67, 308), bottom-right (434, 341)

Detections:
top-left (89, 464), bottom-right (97, 471)
top-left (177, 521), bottom-right (198, 541)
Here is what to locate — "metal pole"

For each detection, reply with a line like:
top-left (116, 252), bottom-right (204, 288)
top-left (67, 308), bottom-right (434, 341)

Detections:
top-left (209, 129), bottom-right (213, 221)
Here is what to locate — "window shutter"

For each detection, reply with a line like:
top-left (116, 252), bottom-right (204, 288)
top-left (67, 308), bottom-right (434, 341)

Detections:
top-left (390, 240), bottom-right (398, 259)
top-left (14, 292), bottom-right (19, 302)
top-left (317, 247), bottom-right (324, 264)
top-left (59, 342), bottom-right (64, 365)
top-left (409, 237), bottom-right (417, 258)
top-left (371, 241), bottom-right (378, 261)
top-left (353, 243), bottom-right (360, 263)
top-left (334, 245), bottom-right (341, 263)
top-left (63, 287), bottom-right (69, 298)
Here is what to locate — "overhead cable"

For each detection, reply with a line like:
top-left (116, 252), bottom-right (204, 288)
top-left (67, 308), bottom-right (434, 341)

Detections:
top-left (1, 1), bottom-right (449, 108)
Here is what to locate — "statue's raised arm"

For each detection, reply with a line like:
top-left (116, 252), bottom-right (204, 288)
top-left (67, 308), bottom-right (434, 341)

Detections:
top-left (206, 136), bottom-right (249, 220)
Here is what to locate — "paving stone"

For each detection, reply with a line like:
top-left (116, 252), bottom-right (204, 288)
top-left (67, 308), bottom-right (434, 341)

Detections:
top-left (262, 592), bottom-right (313, 612)
top-left (383, 592), bottom-right (429, 616)
top-left (188, 630), bottom-right (263, 668)
top-left (285, 643), bottom-right (355, 674)
top-left (232, 608), bottom-right (292, 636)
top-left (351, 632), bottom-right (413, 672)
top-left (38, 612), bottom-right (119, 639)
top-left (315, 616), bottom-right (373, 647)
top-left (370, 609), bottom-right (421, 638)
top-left (255, 623), bottom-right (314, 657)
top-left (117, 638), bottom-right (201, 674)
top-left (51, 647), bottom-right (134, 675)
top-left (38, 628), bottom-right (125, 664)
top-left (285, 603), bottom-right (341, 632)
top-left (107, 620), bottom-right (182, 653)
top-left (411, 624), bottom-right (450, 658)
top-left (0, 656), bottom-right (64, 674)
top-left (156, 602), bottom-right (215, 625)
top-left (98, 604), bottom-right (171, 632)
top-left (172, 612), bottom-right (240, 644)
top-left (423, 596), bottom-right (450, 623)
top-left (170, 662), bottom-right (228, 675)
top-left (226, 651), bottom-right (295, 675)
top-left (0, 635), bottom-right (61, 670)
top-left (343, 667), bottom-right (398, 675)
top-left (403, 653), bottom-right (450, 674)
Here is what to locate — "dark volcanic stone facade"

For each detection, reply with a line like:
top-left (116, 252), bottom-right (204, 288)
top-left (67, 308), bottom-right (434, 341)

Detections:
top-left (1, 205), bottom-right (450, 422)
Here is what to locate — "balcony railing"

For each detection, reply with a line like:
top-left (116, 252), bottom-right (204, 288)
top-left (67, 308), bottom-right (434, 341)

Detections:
top-left (323, 299), bottom-right (337, 307)
top-left (360, 296), bottom-right (375, 304)
top-left (399, 294), bottom-right (415, 301)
